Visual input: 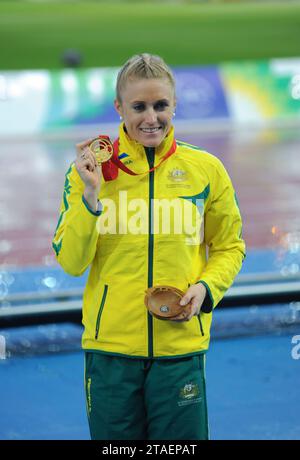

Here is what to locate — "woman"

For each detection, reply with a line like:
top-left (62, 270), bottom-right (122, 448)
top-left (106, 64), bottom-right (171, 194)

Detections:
top-left (53, 53), bottom-right (245, 440)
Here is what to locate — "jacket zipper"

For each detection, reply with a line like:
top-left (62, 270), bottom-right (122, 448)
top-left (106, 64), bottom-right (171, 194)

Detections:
top-left (145, 146), bottom-right (155, 358)
top-left (198, 314), bottom-right (204, 337)
top-left (95, 284), bottom-right (108, 339)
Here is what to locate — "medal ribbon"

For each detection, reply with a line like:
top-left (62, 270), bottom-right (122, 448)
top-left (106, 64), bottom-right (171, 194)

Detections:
top-left (111, 137), bottom-right (177, 176)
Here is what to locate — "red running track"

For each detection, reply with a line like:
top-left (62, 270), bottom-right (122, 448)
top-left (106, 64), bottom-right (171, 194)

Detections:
top-left (1, 126), bottom-right (300, 267)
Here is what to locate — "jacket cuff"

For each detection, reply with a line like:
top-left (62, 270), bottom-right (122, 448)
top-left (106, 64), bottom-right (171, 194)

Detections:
top-left (196, 280), bottom-right (214, 313)
top-left (82, 195), bottom-right (102, 216)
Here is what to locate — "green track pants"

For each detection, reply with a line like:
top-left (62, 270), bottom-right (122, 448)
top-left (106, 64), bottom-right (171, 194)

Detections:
top-left (84, 352), bottom-right (209, 440)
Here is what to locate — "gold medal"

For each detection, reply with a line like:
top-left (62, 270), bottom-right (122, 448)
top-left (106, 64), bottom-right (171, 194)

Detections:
top-left (88, 136), bottom-right (113, 165)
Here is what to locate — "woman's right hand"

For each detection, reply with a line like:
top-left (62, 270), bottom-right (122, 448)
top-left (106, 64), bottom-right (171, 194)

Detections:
top-left (75, 138), bottom-right (102, 212)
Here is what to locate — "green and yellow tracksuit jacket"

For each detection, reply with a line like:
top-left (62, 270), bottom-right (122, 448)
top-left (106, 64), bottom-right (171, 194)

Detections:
top-left (53, 123), bottom-right (245, 359)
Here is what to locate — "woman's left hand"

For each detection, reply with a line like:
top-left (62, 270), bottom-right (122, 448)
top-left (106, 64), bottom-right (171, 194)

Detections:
top-left (170, 283), bottom-right (207, 322)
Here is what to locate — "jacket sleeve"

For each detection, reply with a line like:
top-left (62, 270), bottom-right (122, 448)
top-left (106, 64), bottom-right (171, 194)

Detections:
top-left (52, 163), bottom-right (102, 276)
top-left (197, 158), bottom-right (246, 312)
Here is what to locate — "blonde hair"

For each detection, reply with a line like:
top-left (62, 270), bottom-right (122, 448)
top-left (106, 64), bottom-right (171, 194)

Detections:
top-left (116, 53), bottom-right (176, 102)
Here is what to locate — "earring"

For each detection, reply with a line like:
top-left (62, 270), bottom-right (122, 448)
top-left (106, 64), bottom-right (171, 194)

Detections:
top-left (173, 112), bottom-right (176, 117)
top-left (120, 116), bottom-right (123, 121)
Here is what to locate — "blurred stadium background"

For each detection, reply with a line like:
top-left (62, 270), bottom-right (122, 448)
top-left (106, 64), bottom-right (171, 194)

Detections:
top-left (0, 0), bottom-right (300, 440)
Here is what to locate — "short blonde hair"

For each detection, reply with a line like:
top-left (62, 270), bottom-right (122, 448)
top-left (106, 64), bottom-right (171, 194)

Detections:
top-left (116, 53), bottom-right (176, 102)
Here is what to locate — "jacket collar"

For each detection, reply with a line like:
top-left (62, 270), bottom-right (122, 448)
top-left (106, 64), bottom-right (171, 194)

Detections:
top-left (117, 122), bottom-right (175, 164)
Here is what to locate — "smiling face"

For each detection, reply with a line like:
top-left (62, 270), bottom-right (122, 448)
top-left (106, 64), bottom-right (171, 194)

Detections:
top-left (114, 78), bottom-right (176, 148)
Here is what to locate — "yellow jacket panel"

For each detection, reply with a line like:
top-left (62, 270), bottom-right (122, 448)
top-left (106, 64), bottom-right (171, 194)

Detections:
top-left (53, 124), bottom-right (246, 358)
